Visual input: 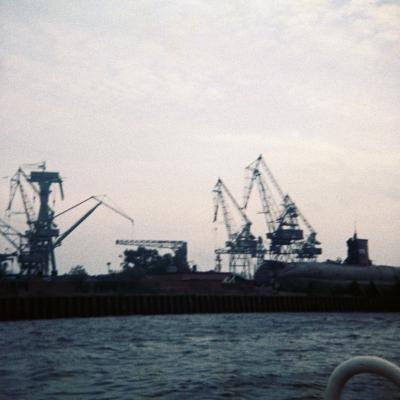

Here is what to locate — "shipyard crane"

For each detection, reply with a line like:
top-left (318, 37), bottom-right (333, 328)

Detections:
top-left (213, 178), bottom-right (265, 278)
top-left (243, 155), bottom-right (321, 262)
top-left (2, 163), bottom-right (134, 276)
top-left (5, 163), bottom-right (65, 275)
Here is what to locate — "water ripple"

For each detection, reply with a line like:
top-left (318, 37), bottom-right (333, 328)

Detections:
top-left (1, 313), bottom-right (400, 399)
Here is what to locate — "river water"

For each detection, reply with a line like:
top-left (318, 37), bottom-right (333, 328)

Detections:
top-left (0, 313), bottom-right (400, 400)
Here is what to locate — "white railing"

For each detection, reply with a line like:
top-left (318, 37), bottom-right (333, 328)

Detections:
top-left (324, 356), bottom-right (400, 400)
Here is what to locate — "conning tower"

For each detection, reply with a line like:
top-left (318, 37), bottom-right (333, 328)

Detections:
top-left (344, 232), bottom-right (371, 266)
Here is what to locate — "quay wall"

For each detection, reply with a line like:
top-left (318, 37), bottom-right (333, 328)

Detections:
top-left (1, 295), bottom-right (400, 321)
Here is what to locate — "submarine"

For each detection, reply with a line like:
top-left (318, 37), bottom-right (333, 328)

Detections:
top-left (255, 232), bottom-right (400, 296)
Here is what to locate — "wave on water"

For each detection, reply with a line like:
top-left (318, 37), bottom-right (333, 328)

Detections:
top-left (1, 313), bottom-right (400, 399)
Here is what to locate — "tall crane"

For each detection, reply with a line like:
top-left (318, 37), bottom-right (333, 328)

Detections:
top-left (6, 163), bottom-right (65, 275)
top-left (213, 178), bottom-right (265, 278)
top-left (243, 155), bottom-right (321, 262)
top-left (2, 163), bottom-right (134, 276)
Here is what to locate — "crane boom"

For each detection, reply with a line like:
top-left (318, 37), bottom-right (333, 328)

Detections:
top-left (243, 154), bottom-right (283, 210)
top-left (53, 202), bottom-right (102, 247)
top-left (99, 199), bottom-right (134, 225)
top-left (55, 196), bottom-right (134, 225)
top-left (214, 178), bottom-right (249, 224)
top-left (254, 170), bottom-right (280, 234)
top-left (259, 156), bottom-right (285, 199)
top-left (7, 168), bottom-right (37, 225)
top-left (213, 179), bottom-right (235, 240)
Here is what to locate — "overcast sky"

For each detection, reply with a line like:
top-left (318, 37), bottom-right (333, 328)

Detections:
top-left (1, 0), bottom-right (399, 275)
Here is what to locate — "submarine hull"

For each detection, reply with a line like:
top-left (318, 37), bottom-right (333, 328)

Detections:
top-left (255, 261), bottom-right (400, 296)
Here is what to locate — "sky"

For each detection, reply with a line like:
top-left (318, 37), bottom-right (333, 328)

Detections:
top-left (1, 0), bottom-right (399, 275)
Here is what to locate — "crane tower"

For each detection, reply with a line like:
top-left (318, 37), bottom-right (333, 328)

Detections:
top-left (6, 163), bottom-right (64, 276)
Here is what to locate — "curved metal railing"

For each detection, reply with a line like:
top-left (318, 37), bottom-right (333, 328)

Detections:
top-left (324, 356), bottom-right (400, 400)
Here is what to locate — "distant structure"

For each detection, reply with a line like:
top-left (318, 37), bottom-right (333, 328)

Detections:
top-left (212, 178), bottom-right (266, 278)
top-left (0, 163), bottom-right (133, 276)
top-left (243, 154), bottom-right (322, 262)
top-left (344, 232), bottom-right (371, 266)
top-left (1, 163), bottom-right (64, 276)
top-left (116, 240), bottom-right (188, 266)
top-left (213, 155), bottom-right (322, 277)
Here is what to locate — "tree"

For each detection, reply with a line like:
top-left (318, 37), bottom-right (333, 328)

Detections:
top-left (122, 246), bottom-right (190, 274)
top-left (123, 247), bottom-right (161, 271)
top-left (68, 265), bottom-right (88, 276)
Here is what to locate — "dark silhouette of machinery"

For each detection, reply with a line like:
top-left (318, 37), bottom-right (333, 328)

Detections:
top-left (212, 178), bottom-right (265, 278)
top-left (115, 239), bottom-right (188, 268)
top-left (0, 163), bottom-right (133, 276)
top-left (243, 155), bottom-right (321, 262)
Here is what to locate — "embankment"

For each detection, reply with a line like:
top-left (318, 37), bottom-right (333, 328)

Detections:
top-left (1, 294), bottom-right (400, 321)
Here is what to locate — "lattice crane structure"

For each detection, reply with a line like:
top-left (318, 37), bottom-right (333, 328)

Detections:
top-left (212, 178), bottom-right (266, 278)
top-left (1, 163), bottom-right (133, 276)
top-left (243, 155), bottom-right (321, 262)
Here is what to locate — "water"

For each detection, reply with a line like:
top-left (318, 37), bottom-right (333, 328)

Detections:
top-left (1, 313), bottom-right (400, 400)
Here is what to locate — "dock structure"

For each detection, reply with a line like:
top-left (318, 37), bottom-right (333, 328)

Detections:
top-left (1, 294), bottom-right (400, 321)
